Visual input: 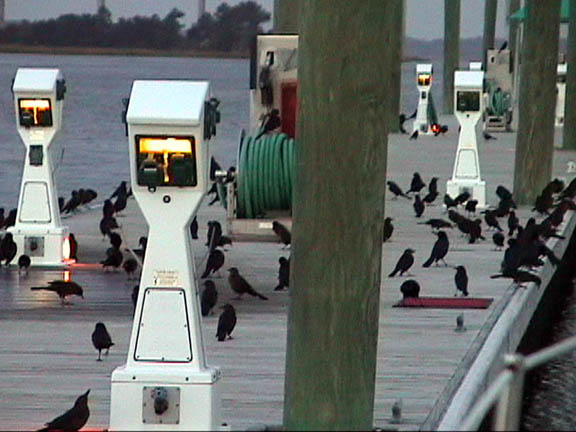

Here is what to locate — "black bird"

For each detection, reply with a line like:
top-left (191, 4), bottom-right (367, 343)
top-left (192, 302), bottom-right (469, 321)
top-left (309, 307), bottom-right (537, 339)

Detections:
top-left (508, 211), bottom-right (519, 237)
top-left (58, 197), bottom-right (65, 213)
top-left (3, 208), bottom-right (16, 229)
top-left (62, 190), bottom-right (81, 214)
top-left (468, 219), bottom-right (486, 244)
top-left (113, 189), bottom-right (128, 214)
top-left (422, 231), bottom-right (449, 267)
top-left (0, 208), bottom-right (4, 228)
top-left (389, 249), bottom-right (415, 277)
top-left (217, 235), bottom-right (233, 248)
top-left (533, 192), bottom-right (554, 215)
top-left (483, 132), bottom-right (497, 140)
top-left (454, 266), bottom-right (469, 297)
top-left (201, 249), bottom-right (225, 278)
top-left (493, 232), bottom-right (505, 250)
top-left (201, 280), bottom-right (218, 316)
top-left (109, 232), bottom-right (122, 250)
top-left (409, 130), bottom-right (419, 140)
top-left (131, 285), bottom-right (139, 310)
top-left (418, 218), bottom-right (453, 231)
top-left (101, 247), bottom-right (123, 271)
top-left (228, 267), bottom-right (268, 300)
top-left (491, 269), bottom-right (542, 288)
top-left (484, 209), bottom-right (503, 231)
top-left (1, 233), bottom-right (17, 266)
top-left (496, 185), bottom-right (514, 202)
top-left (110, 181), bottom-right (127, 200)
top-left (31, 281), bottom-right (84, 306)
top-left (68, 233), bottom-right (78, 261)
top-left (275, 257), bottom-right (290, 291)
top-left (387, 181), bottom-right (409, 199)
top-left (454, 191), bottom-right (471, 206)
top-left (272, 221), bottom-right (291, 248)
top-left (190, 216), bottom-right (199, 239)
top-left (428, 177), bottom-right (439, 195)
top-left (413, 195), bottom-right (425, 217)
top-left (399, 113), bottom-right (408, 134)
top-left (102, 199), bottom-right (115, 219)
top-left (134, 236), bottom-right (148, 260)
top-left (37, 389), bottom-right (90, 432)
top-left (498, 40), bottom-right (508, 53)
top-left (122, 258), bottom-right (138, 279)
top-left (255, 109), bottom-right (282, 140)
top-left (99, 215), bottom-right (119, 239)
top-left (444, 194), bottom-right (458, 211)
top-left (383, 217), bottom-right (394, 242)
top-left (81, 188), bottom-right (98, 206)
top-left (465, 199), bottom-right (478, 215)
top-left (434, 124), bottom-right (449, 136)
top-left (407, 172), bottom-right (426, 194)
top-left (542, 178), bottom-right (565, 196)
top-left (422, 190), bottom-right (439, 205)
top-left (18, 254), bottom-right (31, 274)
top-left (494, 197), bottom-right (516, 217)
top-left (217, 303), bottom-right (237, 341)
top-left (92, 322), bottom-right (114, 361)
top-left (400, 279), bottom-right (420, 299)
top-left (206, 220), bottom-right (223, 251)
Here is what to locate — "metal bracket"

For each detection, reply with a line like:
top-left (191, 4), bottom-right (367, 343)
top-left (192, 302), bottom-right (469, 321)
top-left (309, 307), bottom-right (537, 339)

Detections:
top-left (142, 386), bottom-right (180, 425)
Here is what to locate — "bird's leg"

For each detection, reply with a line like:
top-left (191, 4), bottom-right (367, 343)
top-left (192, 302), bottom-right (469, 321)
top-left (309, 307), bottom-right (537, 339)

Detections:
top-left (105, 348), bottom-right (110, 356)
top-left (97, 350), bottom-right (102, 361)
top-left (442, 259), bottom-right (449, 267)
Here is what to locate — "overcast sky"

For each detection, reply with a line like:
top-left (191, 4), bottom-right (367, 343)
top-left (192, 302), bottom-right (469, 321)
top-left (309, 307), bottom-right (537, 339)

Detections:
top-left (6, 0), bottom-right (511, 41)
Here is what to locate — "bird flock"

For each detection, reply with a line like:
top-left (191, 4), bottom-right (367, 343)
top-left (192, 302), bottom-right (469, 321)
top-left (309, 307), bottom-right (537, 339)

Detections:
top-left (385, 172), bottom-right (575, 301)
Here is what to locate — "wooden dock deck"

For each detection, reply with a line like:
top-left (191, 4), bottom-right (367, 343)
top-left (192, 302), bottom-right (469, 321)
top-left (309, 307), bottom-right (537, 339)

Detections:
top-left (0, 119), bottom-right (574, 431)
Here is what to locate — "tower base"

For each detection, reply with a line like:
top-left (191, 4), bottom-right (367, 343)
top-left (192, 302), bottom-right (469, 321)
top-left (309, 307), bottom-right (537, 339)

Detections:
top-left (446, 179), bottom-right (486, 209)
top-left (7, 225), bottom-right (69, 267)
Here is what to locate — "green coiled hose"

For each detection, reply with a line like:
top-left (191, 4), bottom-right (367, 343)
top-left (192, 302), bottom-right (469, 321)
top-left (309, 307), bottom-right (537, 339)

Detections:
top-left (236, 131), bottom-right (295, 219)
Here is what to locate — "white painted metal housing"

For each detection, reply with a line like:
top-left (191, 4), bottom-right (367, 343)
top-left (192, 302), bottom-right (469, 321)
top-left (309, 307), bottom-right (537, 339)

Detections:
top-left (412, 63), bottom-right (437, 135)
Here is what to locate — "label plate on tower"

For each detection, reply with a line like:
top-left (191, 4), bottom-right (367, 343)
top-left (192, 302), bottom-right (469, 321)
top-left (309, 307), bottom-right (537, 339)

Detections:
top-left (153, 270), bottom-right (180, 287)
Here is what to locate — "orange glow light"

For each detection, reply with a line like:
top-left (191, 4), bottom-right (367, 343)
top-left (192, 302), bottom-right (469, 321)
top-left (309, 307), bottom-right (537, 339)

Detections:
top-left (139, 138), bottom-right (192, 154)
top-left (431, 124), bottom-right (441, 134)
top-left (63, 270), bottom-right (71, 282)
top-left (20, 99), bottom-right (50, 109)
top-left (418, 74), bottom-right (432, 86)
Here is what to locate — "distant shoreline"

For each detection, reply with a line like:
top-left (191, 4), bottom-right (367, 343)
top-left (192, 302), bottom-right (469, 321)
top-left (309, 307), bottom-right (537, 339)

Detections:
top-left (0, 44), bottom-right (427, 62)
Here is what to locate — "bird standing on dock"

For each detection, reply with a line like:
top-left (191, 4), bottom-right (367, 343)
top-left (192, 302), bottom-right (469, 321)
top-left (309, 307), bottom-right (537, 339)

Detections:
top-left (387, 181), bottom-right (409, 199)
top-left (17, 254), bottom-right (31, 274)
top-left (201, 249), bottom-right (225, 278)
top-left (465, 199), bottom-right (478, 216)
top-left (423, 231), bottom-right (449, 267)
top-left (389, 249), bottom-right (415, 277)
top-left (101, 247), bottom-right (123, 271)
top-left (508, 211), bottom-right (519, 237)
top-left (407, 172), bottom-right (426, 195)
top-left (418, 218), bottom-right (453, 231)
top-left (99, 215), bottom-right (119, 239)
top-left (275, 257), bottom-right (290, 291)
top-left (217, 304), bottom-right (237, 341)
top-left (206, 220), bottom-right (223, 251)
top-left (492, 232), bottom-right (505, 250)
top-left (122, 257), bottom-right (138, 280)
top-left (413, 195), bottom-right (425, 217)
top-left (454, 266), bottom-right (469, 297)
top-left (92, 322), bottom-right (114, 361)
top-left (383, 217), bottom-right (394, 242)
top-left (228, 267), bottom-right (268, 300)
top-left (272, 221), bottom-right (291, 248)
top-left (30, 280), bottom-right (84, 306)
top-left (201, 280), bottom-right (218, 316)
top-left (37, 389), bottom-right (90, 432)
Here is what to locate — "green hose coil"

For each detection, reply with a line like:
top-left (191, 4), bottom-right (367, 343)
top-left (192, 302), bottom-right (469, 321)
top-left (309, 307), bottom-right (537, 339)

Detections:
top-left (486, 80), bottom-right (511, 117)
top-left (236, 131), bottom-right (295, 219)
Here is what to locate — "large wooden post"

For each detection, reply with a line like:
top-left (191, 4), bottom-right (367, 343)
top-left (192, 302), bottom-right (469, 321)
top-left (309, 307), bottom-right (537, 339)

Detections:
top-left (513, 0), bottom-right (561, 205)
top-left (508, 0), bottom-right (521, 61)
top-left (483, 0), bottom-right (498, 64)
top-left (273, 0), bottom-right (301, 33)
top-left (444, 0), bottom-right (460, 114)
top-left (386, 0), bottom-right (405, 133)
top-left (283, 1), bottom-right (389, 430)
top-left (563, 0), bottom-right (576, 149)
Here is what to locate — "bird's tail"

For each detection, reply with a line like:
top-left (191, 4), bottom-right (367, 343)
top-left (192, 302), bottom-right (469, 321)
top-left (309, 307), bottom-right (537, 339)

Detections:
top-left (200, 266), bottom-right (210, 279)
top-left (256, 292), bottom-right (268, 300)
top-left (201, 304), bottom-right (210, 317)
top-left (31, 286), bottom-right (48, 291)
top-left (490, 274), bottom-right (506, 279)
top-left (388, 269), bottom-right (398, 277)
top-left (217, 331), bottom-right (226, 341)
top-left (422, 257), bottom-right (434, 268)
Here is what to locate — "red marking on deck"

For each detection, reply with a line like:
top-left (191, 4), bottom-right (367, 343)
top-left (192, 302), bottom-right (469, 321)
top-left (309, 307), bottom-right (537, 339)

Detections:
top-left (393, 297), bottom-right (493, 309)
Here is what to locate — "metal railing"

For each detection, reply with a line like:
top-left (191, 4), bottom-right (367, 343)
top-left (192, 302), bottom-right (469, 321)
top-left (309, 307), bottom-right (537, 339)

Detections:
top-left (460, 335), bottom-right (576, 431)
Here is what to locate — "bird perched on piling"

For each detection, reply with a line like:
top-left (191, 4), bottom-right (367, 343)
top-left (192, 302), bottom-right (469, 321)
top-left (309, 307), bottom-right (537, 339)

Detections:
top-left (17, 254), bottom-right (31, 274)
top-left (383, 217), bottom-right (394, 242)
top-left (275, 257), bottom-right (290, 291)
top-left (122, 257), bottom-right (138, 280)
top-left (37, 389), bottom-right (90, 432)
top-left (0, 233), bottom-right (17, 266)
top-left (272, 221), bottom-right (291, 248)
top-left (454, 266), bottom-right (469, 297)
top-left (387, 181), bottom-right (409, 199)
top-left (201, 280), bottom-right (218, 316)
top-left (400, 279), bottom-right (420, 299)
top-left (217, 304), bottom-right (237, 341)
top-left (227, 267), bottom-right (268, 300)
top-left (407, 172), bottom-right (426, 195)
top-left (389, 249), bottom-right (415, 277)
top-left (423, 231), bottom-right (449, 267)
top-left (92, 322), bottom-right (114, 361)
top-left (31, 280), bottom-right (84, 306)
top-left (413, 195), bottom-right (425, 218)
top-left (201, 249), bottom-right (225, 278)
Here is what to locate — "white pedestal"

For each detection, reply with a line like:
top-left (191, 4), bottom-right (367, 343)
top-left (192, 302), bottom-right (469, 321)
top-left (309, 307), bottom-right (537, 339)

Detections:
top-left (446, 179), bottom-right (486, 209)
top-left (8, 225), bottom-right (69, 267)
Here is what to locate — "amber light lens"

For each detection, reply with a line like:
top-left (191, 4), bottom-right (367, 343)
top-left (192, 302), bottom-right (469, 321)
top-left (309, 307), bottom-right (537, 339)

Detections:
top-left (139, 138), bottom-right (193, 154)
top-left (418, 74), bottom-right (431, 86)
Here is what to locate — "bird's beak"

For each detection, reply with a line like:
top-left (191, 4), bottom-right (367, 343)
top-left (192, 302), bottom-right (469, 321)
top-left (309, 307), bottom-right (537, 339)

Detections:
top-left (84, 389), bottom-right (90, 396)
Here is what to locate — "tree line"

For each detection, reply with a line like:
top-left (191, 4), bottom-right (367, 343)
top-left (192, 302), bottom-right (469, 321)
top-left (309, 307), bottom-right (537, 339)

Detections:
top-left (0, 1), bottom-right (270, 52)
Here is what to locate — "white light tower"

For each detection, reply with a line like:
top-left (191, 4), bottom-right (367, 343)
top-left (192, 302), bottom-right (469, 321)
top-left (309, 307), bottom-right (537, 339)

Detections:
top-left (412, 64), bottom-right (438, 135)
top-left (9, 68), bottom-right (70, 266)
top-left (110, 80), bottom-right (225, 431)
top-left (556, 63), bottom-right (567, 127)
top-left (446, 70), bottom-right (486, 208)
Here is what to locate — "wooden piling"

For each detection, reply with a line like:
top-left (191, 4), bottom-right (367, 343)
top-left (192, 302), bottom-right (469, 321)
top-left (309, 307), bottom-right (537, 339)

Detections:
top-left (444, 0), bottom-right (461, 115)
top-left (483, 0), bottom-right (498, 65)
top-left (273, 0), bottom-right (301, 34)
top-left (563, 0), bottom-right (576, 149)
top-left (283, 1), bottom-right (389, 429)
top-left (513, 0), bottom-right (562, 205)
top-left (386, 0), bottom-right (405, 134)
